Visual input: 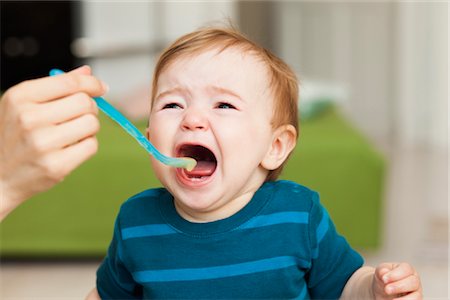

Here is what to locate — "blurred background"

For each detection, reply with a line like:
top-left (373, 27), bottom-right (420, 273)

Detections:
top-left (1, 1), bottom-right (448, 299)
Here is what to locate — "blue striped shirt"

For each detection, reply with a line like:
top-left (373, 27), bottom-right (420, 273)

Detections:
top-left (97, 180), bottom-right (363, 299)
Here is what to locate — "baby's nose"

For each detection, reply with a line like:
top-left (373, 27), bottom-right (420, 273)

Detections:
top-left (181, 107), bottom-right (209, 131)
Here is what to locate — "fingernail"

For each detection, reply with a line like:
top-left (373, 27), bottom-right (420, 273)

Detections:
top-left (80, 65), bottom-right (91, 71)
top-left (101, 81), bottom-right (110, 93)
top-left (74, 65), bottom-right (91, 72)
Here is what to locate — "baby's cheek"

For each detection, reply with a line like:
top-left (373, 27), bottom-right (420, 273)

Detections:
top-left (147, 123), bottom-right (169, 147)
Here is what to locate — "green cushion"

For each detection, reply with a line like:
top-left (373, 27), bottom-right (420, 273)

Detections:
top-left (282, 108), bottom-right (384, 249)
top-left (0, 108), bottom-right (384, 257)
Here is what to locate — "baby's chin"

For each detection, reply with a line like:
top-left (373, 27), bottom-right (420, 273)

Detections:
top-left (172, 192), bottom-right (229, 222)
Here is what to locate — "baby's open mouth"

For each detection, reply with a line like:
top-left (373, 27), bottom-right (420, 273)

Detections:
top-left (177, 144), bottom-right (217, 179)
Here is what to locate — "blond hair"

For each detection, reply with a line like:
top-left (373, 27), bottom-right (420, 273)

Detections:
top-left (150, 26), bottom-right (299, 181)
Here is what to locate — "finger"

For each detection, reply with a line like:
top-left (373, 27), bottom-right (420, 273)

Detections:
top-left (382, 263), bottom-right (414, 283)
top-left (375, 263), bottom-right (394, 281)
top-left (41, 136), bottom-right (98, 180)
top-left (57, 136), bottom-right (98, 175)
top-left (32, 114), bottom-right (100, 151)
top-left (7, 71), bottom-right (108, 104)
top-left (393, 290), bottom-right (422, 300)
top-left (25, 93), bottom-right (98, 128)
top-left (385, 274), bottom-right (421, 296)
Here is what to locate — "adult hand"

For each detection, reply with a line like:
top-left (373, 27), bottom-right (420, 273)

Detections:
top-left (0, 65), bottom-right (108, 220)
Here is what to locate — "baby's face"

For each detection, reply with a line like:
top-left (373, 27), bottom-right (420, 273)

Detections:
top-left (147, 47), bottom-right (275, 222)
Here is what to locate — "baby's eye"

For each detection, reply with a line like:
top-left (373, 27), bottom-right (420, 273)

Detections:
top-left (216, 102), bottom-right (237, 109)
top-left (162, 103), bottom-right (182, 109)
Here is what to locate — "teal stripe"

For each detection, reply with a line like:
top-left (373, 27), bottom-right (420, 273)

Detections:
top-left (292, 284), bottom-right (308, 300)
top-left (312, 208), bottom-right (330, 259)
top-left (316, 209), bottom-right (329, 243)
top-left (122, 212), bottom-right (309, 240)
top-left (133, 256), bottom-right (299, 283)
top-left (121, 224), bottom-right (177, 240)
top-left (239, 212), bottom-right (309, 230)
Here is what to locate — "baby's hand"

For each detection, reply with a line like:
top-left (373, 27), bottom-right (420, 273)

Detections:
top-left (372, 262), bottom-right (422, 299)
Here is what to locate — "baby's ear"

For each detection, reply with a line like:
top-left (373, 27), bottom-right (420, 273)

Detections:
top-left (261, 125), bottom-right (297, 171)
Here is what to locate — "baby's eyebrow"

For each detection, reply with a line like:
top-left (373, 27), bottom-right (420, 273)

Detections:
top-left (155, 85), bottom-right (243, 102)
top-left (208, 85), bottom-right (243, 101)
top-left (155, 86), bottom-right (191, 100)
top-left (155, 87), bottom-right (187, 101)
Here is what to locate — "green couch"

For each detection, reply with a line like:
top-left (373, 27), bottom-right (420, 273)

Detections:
top-left (0, 108), bottom-right (384, 257)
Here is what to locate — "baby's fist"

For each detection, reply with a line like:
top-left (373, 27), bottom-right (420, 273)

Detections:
top-left (372, 262), bottom-right (422, 300)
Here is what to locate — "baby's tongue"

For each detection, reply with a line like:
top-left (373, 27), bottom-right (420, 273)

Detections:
top-left (184, 160), bottom-right (216, 177)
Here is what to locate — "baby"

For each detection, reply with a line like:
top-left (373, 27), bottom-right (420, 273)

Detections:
top-left (88, 27), bottom-right (422, 299)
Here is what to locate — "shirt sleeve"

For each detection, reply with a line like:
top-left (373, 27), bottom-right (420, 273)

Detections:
top-left (306, 192), bottom-right (364, 299)
top-left (96, 216), bottom-right (142, 299)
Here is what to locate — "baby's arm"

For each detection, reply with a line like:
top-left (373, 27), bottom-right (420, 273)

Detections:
top-left (341, 263), bottom-right (423, 300)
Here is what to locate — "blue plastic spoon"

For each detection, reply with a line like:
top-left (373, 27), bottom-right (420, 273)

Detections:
top-left (49, 69), bottom-right (196, 171)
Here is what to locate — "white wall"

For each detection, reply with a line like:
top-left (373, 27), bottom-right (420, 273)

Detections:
top-left (394, 2), bottom-right (448, 149)
top-left (277, 2), bottom-right (395, 142)
top-left (277, 2), bottom-right (448, 150)
top-left (393, 3), bottom-right (448, 220)
top-left (78, 1), bottom-right (236, 100)
top-left (158, 2), bottom-right (235, 42)
top-left (79, 1), bottom-right (156, 97)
